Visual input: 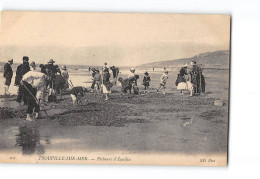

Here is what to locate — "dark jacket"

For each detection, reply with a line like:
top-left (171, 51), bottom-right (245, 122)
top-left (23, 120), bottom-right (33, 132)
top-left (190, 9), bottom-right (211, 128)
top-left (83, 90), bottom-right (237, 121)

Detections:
top-left (3, 63), bottom-right (13, 79)
top-left (15, 62), bottom-right (30, 85)
top-left (180, 67), bottom-right (188, 77)
top-left (46, 64), bottom-right (60, 79)
top-left (143, 76), bottom-right (151, 86)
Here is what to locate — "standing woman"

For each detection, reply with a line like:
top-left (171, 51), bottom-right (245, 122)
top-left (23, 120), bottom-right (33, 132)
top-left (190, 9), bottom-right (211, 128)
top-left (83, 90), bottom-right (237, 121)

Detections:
top-left (102, 68), bottom-right (112, 100)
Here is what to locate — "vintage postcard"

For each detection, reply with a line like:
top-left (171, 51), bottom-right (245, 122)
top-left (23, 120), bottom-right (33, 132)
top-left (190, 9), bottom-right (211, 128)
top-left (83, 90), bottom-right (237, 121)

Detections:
top-left (0, 11), bottom-right (230, 166)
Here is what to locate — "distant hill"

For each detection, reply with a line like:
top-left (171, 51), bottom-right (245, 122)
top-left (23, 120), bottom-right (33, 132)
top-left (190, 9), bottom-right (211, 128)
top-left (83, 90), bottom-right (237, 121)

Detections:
top-left (137, 50), bottom-right (230, 69)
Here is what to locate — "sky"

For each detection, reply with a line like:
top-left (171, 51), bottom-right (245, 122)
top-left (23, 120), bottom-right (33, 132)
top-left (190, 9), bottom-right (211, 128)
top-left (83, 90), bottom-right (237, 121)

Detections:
top-left (0, 11), bottom-right (230, 66)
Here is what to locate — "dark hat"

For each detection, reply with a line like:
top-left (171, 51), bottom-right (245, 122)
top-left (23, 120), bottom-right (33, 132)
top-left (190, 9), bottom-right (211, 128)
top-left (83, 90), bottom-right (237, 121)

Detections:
top-left (8, 59), bottom-right (13, 63)
top-left (144, 71), bottom-right (149, 75)
top-left (104, 62), bottom-right (107, 65)
top-left (48, 59), bottom-right (55, 64)
top-left (30, 61), bottom-right (36, 67)
top-left (23, 56), bottom-right (29, 61)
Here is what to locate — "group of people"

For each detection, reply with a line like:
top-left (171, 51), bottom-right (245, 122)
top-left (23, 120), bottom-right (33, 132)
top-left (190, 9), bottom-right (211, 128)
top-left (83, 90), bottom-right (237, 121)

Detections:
top-left (2, 56), bottom-right (70, 121)
top-left (175, 60), bottom-right (206, 96)
top-left (2, 57), bottom-right (205, 121)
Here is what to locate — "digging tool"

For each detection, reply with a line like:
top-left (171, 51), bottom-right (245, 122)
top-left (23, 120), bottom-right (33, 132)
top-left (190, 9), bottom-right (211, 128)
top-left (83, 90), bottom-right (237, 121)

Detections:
top-left (22, 83), bottom-right (50, 118)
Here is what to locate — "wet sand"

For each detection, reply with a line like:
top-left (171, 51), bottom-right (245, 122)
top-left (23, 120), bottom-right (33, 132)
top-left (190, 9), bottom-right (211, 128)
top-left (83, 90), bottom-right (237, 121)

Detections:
top-left (0, 69), bottom-right (229, 158)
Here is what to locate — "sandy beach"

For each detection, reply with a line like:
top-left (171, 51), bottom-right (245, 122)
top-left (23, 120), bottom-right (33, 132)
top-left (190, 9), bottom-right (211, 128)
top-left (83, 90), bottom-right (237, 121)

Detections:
top-left (0, 68), bottom-right (229, 159)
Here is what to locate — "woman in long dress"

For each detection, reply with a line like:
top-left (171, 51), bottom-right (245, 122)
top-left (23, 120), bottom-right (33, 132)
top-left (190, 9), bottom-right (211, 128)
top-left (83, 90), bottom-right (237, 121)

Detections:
top-left (102, 68), bottom-right (112, 100)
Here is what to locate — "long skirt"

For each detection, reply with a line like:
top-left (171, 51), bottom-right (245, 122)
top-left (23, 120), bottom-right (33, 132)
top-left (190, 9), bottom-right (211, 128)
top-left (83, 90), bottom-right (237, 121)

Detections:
top-left (103, 85), bottom-right (111, 94)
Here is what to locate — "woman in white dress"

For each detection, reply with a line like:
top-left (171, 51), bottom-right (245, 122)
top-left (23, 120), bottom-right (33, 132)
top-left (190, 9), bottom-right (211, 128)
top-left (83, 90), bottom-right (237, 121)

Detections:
top-left (102, 68), bottom-right (112, 100)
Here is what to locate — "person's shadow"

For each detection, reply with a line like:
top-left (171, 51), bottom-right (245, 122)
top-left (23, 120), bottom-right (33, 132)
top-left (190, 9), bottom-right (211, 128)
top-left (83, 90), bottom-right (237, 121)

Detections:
top-left (15, 124), bottom-right (46, 155)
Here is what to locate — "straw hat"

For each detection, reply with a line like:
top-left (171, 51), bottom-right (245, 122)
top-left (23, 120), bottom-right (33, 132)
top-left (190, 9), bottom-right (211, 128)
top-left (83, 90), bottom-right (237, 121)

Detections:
top-left (183, 63), bottom-right (188, 67)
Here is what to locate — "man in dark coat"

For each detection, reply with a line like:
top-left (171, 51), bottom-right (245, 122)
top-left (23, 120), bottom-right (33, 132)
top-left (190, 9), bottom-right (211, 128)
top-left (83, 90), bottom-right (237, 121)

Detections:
top-left (3, 59), bottom-right (13, 95)
top-left (189, 61), bottom-right (206, 95)
top-left (45, 59), bottom-right (61, 102)
top-left (15, 56), bottom-right (30, 103)
top-left (110, 66), bottom-right (119, 84)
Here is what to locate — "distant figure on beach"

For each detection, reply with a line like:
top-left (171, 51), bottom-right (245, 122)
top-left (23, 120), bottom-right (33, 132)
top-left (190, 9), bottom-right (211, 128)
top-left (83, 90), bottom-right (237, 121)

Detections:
top-left (3, 59), bottom-right (13, 95)
top-left (102, 68), bottom-right (112, 100)
top-left (175, 63), bottom-right (188, 86)
top-left (110, 66), bottom-right (119, 85)
top-left (70, 86), bottom-right (86, 106)
top-left (15, 56), bottom-right (30, 104)
top-left (128, 67), bottom-right (136, 78)
top-left (61, 65), bottom-right (69, 89)
top-left (142, 71), bottom-right (151, 94)
top-left (176, 63), bottom-right (194, 96)
top-left (103, 62), bottom-right (109, 73)
top-left (189, 61), bottom-right (206, 96)
top-left (153, 67), bottom-right (154, 71)
top-left (90, 68), bottom-right (97, 91)
top-left (45, 59), bottom-right (60, 102)
top-left (157, 70), bottom-right (169, 95)
top-left (21, 62), bottom-right (47, 121)
top-left (93, 69), bottom-right (102, 93)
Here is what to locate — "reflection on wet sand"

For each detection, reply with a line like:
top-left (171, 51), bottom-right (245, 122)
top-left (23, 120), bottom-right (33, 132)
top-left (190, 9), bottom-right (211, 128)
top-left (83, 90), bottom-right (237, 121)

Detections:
top-left (15, 124), bottom-right (48, 155)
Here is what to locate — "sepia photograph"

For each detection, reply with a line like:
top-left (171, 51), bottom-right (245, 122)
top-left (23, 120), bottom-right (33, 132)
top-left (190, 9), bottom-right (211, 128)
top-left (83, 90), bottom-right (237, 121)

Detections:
top-left (0, 11), bottom-right (230, 166)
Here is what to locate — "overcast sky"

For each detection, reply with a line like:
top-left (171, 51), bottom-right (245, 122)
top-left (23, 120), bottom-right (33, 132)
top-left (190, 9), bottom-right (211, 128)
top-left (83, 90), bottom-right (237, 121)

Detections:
top-left (0, 11), bottom-right (230, 66)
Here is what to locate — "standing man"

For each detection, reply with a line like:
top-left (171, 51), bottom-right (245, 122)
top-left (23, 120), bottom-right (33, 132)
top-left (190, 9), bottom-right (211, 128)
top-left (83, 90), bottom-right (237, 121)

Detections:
top-left (189, 61), bottom-right (205, 95)
top-left (15, 56), bottom-right (30, 104)
top-left (110, 66), bottom-right (119, 85)
top-left (3, 59), bottom-right (13, 95)
top-left (45, 59), bottom-right (60, 102)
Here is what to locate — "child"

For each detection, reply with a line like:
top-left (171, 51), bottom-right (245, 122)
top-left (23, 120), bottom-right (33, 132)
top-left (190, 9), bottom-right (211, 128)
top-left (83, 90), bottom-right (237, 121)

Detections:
top-left (70, 86), bottom-right (86, 106)
top-left (157, 70), bottom-right (169, 95)
top-left (143, 71), bottom-right (151, 94)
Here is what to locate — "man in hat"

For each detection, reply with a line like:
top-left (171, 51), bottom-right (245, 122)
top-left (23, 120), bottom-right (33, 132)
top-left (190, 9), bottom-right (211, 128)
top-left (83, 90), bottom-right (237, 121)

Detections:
top-left (3, 59), bottom-right (13, 95)
top-left (103, 62), bottom-right (109, 73)
top-left (45, 59), bottom-right (60, 101)
top-left (157, 70), bottom-right (169, 95)
top-left (21, 61), bottom-right (47, 121)
top-left (189, 60), bottom-right (205, 95)
top-left (15, 56), bottom-right (30, 104)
